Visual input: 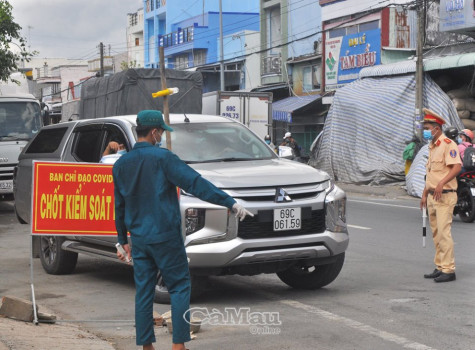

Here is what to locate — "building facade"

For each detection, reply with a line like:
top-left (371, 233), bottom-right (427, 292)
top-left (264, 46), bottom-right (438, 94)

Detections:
top-left (320, 0), bottom-right (418, 92)
top-left (127, 8), bottom-right (145, 68)
top-left (263, 0), bottom-right (326, 153)
top-left (143, 0), bottom-right (259, 69)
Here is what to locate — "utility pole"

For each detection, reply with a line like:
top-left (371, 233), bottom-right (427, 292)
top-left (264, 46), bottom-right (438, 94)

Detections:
top-left (219, 0), bottom-right (225, 91)
top-left (415, 0), bottom-right (426, 141)
top-left (159, 46), bottom-right (172, 151)
top-left (99, 42), bottom-right (104, 77)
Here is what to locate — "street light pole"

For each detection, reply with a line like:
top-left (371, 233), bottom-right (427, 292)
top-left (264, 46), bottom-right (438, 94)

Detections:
top-left (219, 0), bottom-right (225, 91)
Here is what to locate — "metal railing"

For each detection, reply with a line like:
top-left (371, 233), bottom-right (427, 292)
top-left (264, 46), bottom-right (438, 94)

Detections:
top-left (159, 26), bottom-right (194, 48)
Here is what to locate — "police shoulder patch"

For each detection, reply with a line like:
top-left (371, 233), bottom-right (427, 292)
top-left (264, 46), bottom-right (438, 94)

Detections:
top-left (444, 138), bottom-right (452, 144)
top-left (450, 149), bottom-right (457, 158)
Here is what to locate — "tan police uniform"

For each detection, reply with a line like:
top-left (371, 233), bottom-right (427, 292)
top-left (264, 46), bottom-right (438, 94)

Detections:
top-left (426, 133), bottom-right (460, 274)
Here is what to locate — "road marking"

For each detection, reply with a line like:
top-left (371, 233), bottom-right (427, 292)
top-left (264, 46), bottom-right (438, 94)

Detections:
top-left (347, 224), bottom-right (371, 230)
top-left (280, 299), bottom-right (437, 350)
top-left (349, 199), bottom-right (419, 210)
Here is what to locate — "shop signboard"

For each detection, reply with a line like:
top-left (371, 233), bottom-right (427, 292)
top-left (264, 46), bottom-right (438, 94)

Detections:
top-left (439, 0), bottom-right (475, 33)
top-left (325, 29), bottom-right (381, 91)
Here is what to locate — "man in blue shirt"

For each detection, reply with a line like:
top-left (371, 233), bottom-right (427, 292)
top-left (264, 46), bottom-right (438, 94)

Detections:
top-left (112, 110), bottom-right (252, 350)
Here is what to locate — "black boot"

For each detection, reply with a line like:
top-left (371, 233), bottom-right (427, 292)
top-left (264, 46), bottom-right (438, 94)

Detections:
top-left (434, 272), bottom-right (456, 283)
top-left (424, 269), bottom-right (441, 279)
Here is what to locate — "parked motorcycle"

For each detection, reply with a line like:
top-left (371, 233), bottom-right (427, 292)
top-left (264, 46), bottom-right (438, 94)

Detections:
top-left (454, 170), bottom-right (475, 223)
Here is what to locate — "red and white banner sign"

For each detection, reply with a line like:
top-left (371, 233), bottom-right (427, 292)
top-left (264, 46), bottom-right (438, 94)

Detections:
top-left (31, 161), bottom-right (117, 236)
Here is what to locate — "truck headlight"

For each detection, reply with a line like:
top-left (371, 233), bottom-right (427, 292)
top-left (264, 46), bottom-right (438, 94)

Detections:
top-left (325, 185), bottom-right (347, 234)
top-left (185, 208), bottom-right (205, 235)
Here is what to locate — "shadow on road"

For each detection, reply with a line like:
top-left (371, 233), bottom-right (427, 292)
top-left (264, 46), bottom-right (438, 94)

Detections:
top-left (0, 200), bottom-right (14, 213)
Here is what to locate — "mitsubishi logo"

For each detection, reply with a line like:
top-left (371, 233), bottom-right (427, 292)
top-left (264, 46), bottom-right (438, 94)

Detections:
top-left (275, 188), bottom-right (292, 203)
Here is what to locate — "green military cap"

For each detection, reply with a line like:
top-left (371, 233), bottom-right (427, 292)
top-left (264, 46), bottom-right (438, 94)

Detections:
top-left (136, 110), bottom-right (173, 131)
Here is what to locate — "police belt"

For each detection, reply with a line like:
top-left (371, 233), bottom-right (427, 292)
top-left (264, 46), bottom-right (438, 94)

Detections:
top-left (428, 189), bottom-right (457, 195)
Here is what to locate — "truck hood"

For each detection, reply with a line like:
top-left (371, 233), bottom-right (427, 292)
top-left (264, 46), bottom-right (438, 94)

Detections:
top-left (0, 141), bottom-right (28, 165)
top-left (190, 158), bottom-right (330, 188)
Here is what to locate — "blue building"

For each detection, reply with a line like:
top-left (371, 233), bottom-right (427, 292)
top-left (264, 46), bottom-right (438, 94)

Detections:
top-left (143, 0), bottom-right (259, 76)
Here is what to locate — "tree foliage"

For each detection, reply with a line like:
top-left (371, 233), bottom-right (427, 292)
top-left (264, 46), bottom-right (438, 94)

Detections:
top-left (0, 0), bottom-right (35, 83)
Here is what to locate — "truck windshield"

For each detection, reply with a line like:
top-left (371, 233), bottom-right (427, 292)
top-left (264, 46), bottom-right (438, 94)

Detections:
top-left (0, 102), bottom-right (42, 140)
top-left (161, 122), bottom-right (277, 163)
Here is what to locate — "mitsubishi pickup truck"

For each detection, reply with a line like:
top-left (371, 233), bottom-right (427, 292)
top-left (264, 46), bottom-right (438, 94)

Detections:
top-left (13, 114), bottom-right (349, 303)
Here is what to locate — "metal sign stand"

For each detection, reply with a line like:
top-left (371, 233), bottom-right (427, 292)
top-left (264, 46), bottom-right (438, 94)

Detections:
top-left (30, 234), bottom-right (39, 325)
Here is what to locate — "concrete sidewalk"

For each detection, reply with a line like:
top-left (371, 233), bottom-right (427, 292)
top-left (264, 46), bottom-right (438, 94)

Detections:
top-left (336, 182), bottom-right (414, 200)
top-left (0, 316), bottom-right (116, 350)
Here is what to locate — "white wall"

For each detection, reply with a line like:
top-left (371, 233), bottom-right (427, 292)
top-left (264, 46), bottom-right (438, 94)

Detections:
top-left (322, 0), bottom-right (414, 22)
top-left (244, 31), bottom-right (261, 90)
top-left (55, 66), bottom-right (91, 102)
top-left (24, 58), bottom-right (88, 79)
top-left (127, 8), bottom-right (144, 67)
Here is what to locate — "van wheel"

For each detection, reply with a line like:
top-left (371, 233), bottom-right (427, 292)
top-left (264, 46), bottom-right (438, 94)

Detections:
top-left (154, 271), bottom-right (206, 304)
top-left (39, 236), bottom-right (78, 275)
top-left (277, 253), bottom-right (345, 290)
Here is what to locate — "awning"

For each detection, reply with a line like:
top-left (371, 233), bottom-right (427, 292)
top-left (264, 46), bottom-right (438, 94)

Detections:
top-left (359, 61), bottom-right (416, 78)
top-left (423, 52), bottom-right (475, 71)
top-left (272, 94), bottom-right (321, 122)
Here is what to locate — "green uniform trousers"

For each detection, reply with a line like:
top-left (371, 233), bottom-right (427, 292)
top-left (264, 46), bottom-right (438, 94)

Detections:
top-left (133, 237), bottom-right (191, 345)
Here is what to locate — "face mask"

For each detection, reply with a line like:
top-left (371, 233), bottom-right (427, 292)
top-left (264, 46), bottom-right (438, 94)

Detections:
top-left (423, 129), bottom-right (433, 141)
top-left (117, 149), bottom-right (127, 155)
top-left (265, 140), bottom-right (271, 145)
top-left (153, 132), bottom-right (161, 147)
top-left (457, 137), bottom-right (463, 144)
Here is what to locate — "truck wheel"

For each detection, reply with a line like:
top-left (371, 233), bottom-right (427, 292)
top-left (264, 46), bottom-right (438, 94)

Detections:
top-left (154, 271), bottom-right (206, 304)
top-left (458, 187), bottom-right (475, 223)
top-left (277, 253), bottom-right (345, 290)
top-left (39, 236), bottom-right (78, 275)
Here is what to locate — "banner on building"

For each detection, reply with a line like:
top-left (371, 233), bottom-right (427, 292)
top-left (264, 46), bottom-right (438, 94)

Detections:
top-left (325, 29), bottom-right (381, 91)
top-left (439, 0), bottom-right (475, 33)
top-left (31, 161), bottom-right (117, 236)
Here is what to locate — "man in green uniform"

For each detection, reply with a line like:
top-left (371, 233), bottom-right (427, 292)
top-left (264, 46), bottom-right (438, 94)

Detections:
top-left (420, 108), bottom-right (461, 283)
top-left (113, 110), bottom-right (253, 350)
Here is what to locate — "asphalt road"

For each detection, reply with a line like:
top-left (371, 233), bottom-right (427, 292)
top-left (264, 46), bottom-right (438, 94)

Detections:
top-left (1, 193), bottom-right (474, 350)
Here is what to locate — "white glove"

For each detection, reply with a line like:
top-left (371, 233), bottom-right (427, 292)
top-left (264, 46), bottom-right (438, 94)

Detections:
top-left (232, 203), bottom-right (254, 221)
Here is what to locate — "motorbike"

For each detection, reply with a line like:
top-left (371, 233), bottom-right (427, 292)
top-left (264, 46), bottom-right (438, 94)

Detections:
top-left (453, 170), bottom-right (475, 223)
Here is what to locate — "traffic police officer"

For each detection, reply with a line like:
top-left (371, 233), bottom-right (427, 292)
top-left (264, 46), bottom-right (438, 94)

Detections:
top-left (112, 110), bottom-right (253, 350)
top-left (420, 108), bottom-right (461, 283)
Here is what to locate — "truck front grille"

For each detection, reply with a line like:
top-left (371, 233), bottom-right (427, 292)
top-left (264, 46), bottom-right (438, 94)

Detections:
top-left (237, 208), bottom-right (326, 239)
top-left (0, 164), bottom-right (14, 181)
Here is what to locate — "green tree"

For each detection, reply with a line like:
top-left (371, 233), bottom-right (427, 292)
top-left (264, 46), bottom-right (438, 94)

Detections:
top-left (0, 0), bottom-right (35, 83)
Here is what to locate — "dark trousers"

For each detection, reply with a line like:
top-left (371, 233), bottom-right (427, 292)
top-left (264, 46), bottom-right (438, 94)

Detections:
top-left (132, 237), bottom-right (191, 345)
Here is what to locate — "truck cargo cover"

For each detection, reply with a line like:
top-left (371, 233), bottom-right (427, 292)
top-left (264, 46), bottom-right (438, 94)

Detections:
top-left (79, 68), bottom-right (203, 119)
top-left (312, 74), bottom-right (464, 185)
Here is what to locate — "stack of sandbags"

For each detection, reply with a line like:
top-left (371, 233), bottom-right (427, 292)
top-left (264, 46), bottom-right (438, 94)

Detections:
top-left (447, 86), bottom-right (475, 130)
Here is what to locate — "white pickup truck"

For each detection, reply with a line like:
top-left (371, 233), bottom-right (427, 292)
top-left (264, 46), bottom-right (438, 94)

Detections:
top-left (14, 114), bottom-right (348, 303)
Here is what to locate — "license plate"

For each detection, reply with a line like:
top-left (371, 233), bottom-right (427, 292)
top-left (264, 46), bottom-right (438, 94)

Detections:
top-left (273, 208), bottom-right (301, 231)
top-left (471, 188), bottom-right (475, 196)
top-left (0, 181), bottom-right (12, 190)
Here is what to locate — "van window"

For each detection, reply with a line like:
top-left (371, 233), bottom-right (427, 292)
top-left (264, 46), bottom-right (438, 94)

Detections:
top-left (25, 127), bottom-right (68, 153)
